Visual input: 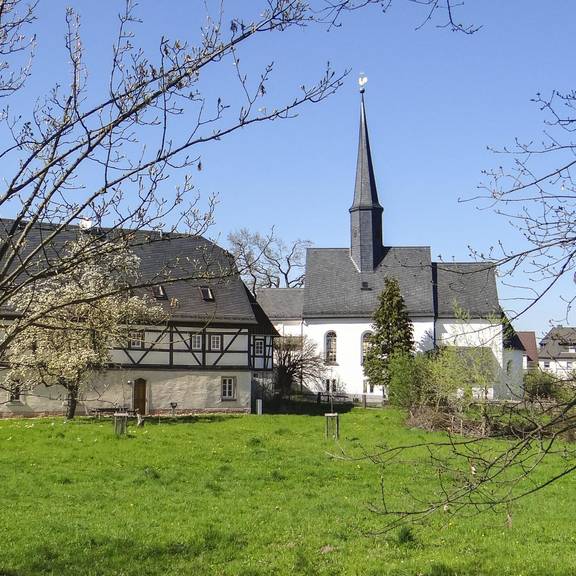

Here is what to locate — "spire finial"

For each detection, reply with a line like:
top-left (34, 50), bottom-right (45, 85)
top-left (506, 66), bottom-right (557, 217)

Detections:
top-left (358, 72), bottom-right (368, 94)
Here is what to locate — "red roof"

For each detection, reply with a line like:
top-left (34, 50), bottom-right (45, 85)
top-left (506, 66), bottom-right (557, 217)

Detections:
top-left (517, 331), bottom-right (538, 362)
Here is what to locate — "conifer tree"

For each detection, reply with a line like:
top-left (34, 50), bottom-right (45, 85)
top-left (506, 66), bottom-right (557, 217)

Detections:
top-left (364, 277), bottom-right (414, 391)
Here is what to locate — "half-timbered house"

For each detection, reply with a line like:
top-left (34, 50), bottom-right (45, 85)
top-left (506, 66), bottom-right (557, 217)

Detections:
top-left (0, 223), bottom-right (276, 416)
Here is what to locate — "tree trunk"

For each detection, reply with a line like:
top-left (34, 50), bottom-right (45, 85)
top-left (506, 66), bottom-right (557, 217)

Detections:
top-left (66, 387), bottom-right (79, 420)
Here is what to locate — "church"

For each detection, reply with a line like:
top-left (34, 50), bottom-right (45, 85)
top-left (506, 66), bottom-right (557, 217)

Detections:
top-left (257, 88), bottom-right (524, 400)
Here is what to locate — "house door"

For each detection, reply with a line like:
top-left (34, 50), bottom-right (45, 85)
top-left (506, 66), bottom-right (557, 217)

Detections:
top-left (133, 378), bottom-right (147, 414)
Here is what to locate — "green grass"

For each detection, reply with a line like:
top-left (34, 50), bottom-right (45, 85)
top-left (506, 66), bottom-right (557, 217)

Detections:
top-left (0, 409), bottom-right (575, 575)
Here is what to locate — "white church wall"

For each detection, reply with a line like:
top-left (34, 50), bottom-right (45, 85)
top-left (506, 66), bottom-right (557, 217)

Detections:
top-left (436, 319), bottom-right (503, 366)
top-left (303, 317), bottom-right (435, 396)
top-left (499, 348), bottom-right (524, 400)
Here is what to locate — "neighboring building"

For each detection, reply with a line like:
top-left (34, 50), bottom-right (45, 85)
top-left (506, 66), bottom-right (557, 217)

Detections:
top-left (517, 331), bottom-right (539, 371)
top-left (257, 90), bottom-right (522, 400)
top-left (539, 326), bottom-right (576, 377)
top-left (0, 223), bottom-right (276, 416)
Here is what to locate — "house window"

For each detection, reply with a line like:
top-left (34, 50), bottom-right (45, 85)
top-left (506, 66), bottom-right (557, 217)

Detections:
top-left (362, 332), bottom-right (372, 364)
top-left (210, 334), bottom-right (222, 351)
top-left (9, 384), bottom-right (21, 402)
top-left (325, 331), bottom-right (337, 364)
top-left (221, 377), bottom-right (236, 400)
top-left (191, 333), bottom-right (203, 351)
top-left (569, 347), bottom-right (576, 353)
top-left (128, 330), bottom-right (145, 349)
top-left (254, 338), bottom-right (265, 356)
top-left (567, 361), bottom-right (573, 370)
top-left (543, 361), bottom-right (550, 369)
top-left (152, 285), bottom-right (167, 299)
top-left (199, 286), bottom-right (215, 302)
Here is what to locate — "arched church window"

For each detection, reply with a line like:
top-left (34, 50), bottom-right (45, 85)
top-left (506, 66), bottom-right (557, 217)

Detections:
top-left (361, 332), bottom-right (372, 364)
top-left (325, 331), bottom-right (337, 364)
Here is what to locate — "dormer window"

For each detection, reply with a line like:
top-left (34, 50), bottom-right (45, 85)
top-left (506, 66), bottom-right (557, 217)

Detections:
top-left (199, 286), bottom-right (215, 302)
top-left (152, 285), bottom-right (167, 300)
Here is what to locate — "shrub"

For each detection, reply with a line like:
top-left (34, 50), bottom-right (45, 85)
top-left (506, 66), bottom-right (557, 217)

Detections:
top-left (524, 369), bottom-right (559, 400)
top-left (387, 352), bottom-right (429, 408)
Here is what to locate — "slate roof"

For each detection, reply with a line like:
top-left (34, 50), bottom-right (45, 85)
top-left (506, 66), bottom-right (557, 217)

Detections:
top-left (302, 247), bottom-right (434, 318)
top-left (255, 250), bottom-right (501, 322)
top-left (539, 326), bottom-right (576, 360)
top-left (256, 288), bottom-right (304, 320)
top-left (0, 219), bottom-right (274, 330)
top-left (433, 262), bottom-right (500, 319)
top-left (517, 331), bottom-right (538, 362)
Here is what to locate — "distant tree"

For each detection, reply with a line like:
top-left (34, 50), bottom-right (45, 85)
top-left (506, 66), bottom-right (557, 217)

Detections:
top-left (364, 278), bottom-right (414, 392)
top-left (273, 335), bottom-right (327, 397)
top-left (2, 239), bottom-right (164, 419)
top-left (228, 228), bottom-right (312, 293)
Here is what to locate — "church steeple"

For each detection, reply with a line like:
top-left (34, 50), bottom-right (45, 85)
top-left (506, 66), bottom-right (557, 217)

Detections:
top-left (349, 78), bottom-right (383, 272)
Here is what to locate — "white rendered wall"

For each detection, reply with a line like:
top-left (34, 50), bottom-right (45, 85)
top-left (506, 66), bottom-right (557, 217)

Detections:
top-left (302, 318), bottom-right (434, 395)
top-left (539, 359), bottom-right (575, 377)
top-left (500, 348), bottom-right (524, 400)
top-left (0, 369), bottom-right (251, 416)
top-left (435, 319), bottom-right (504, 365)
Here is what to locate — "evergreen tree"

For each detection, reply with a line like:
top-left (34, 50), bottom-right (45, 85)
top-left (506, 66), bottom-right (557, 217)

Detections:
top-left (364, 277), bottom-right (414, 391)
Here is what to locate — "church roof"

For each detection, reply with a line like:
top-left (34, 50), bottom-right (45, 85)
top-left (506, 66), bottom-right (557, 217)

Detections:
top-left (256, 288), bottom-right (304, 320)
top-left (302, 247), bottom-right (434, 318)
top-left (433, 262), bottom-right (500, 319)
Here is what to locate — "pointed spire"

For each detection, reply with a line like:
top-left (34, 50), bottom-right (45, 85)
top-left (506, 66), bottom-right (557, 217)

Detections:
top-left (349, 79), bottom-right (384, 272)
top-left (350, 92), bottom-right (382, 211)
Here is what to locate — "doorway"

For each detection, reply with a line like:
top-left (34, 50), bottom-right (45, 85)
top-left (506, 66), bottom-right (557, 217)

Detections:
top-left (133, 378), bottom-right (147, 414)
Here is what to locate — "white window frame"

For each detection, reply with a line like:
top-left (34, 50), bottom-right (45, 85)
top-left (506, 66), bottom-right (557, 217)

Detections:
top-left (221, 377), bottom-right (236, 400)
top-left (128, 329), bottom-right (145, 350)
top-left (325, 331), bottom-right (337, 364)
top-left (361, 331), bottom-right (372, 365)
top-left (567, 361), bottom-right (573, 370)
top-left (254, 338), bottom-right (265, 356)
top-left (210, 334), bottom-right (222, 351)
top-left (191, 333), bottom-right (203, 351)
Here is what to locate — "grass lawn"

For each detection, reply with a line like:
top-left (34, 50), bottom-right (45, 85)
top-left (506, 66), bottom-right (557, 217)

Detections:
top-left (0, 408), bottom-right (575, 575)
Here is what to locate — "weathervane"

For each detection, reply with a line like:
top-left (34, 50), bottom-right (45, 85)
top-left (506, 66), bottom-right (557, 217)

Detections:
top-left (358, 72), bottom-right (368, 94)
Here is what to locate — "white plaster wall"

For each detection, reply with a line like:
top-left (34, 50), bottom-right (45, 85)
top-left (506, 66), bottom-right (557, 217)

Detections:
top-left (302, 318), bottom-right (434, 395)
top-left (499, 348), bottom-right (524, 400)
top-left (436, 319), bottom-right (504, 367)
top-left (540, 359), bottom-right (575, 377)
top-left (0, 369), bottom-right (251, 416)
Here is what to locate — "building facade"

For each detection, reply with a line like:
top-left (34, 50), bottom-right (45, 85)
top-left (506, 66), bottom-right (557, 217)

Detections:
top-left (0, 226), bottom-right (275, 417)
top-left (539, 326), bottom-right (576, 377)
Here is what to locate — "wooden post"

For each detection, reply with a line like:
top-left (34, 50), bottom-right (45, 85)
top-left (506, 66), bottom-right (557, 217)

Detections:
top-left (325, 413), bottom-right (340, 440)
top-left (362, 394), bottom-right (367, 408)
top-left (113, 413), bottom-right (128, 437)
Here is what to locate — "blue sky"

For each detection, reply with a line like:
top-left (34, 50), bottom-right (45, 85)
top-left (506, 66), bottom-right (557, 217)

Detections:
top-left (7, 1), bottom-right (576, 337)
